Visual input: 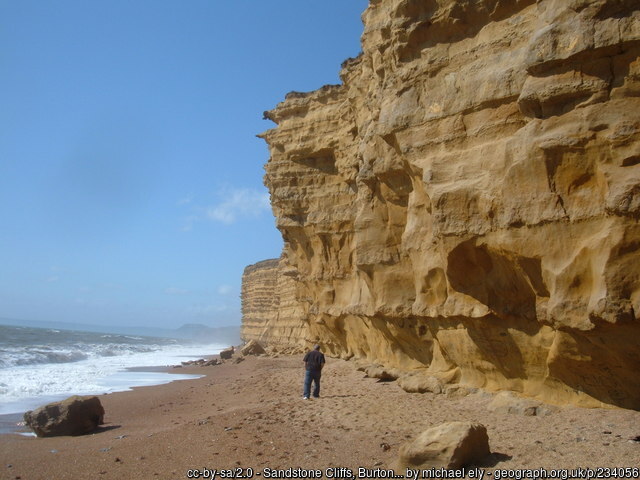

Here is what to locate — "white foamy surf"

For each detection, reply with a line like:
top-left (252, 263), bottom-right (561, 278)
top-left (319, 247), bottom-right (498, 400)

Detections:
top-left (0, 325), bottom-right (224, 415)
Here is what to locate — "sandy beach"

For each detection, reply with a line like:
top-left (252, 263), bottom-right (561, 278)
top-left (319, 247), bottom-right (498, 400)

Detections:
top-left (1, 354), bottom-right (639, 480)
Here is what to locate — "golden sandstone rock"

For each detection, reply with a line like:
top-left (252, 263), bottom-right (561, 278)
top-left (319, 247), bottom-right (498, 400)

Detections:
top-left (396, 422), bottom-right (490, 470)
top-left (243, 0), bottom-right (640, 409)
top-left (241, 258), bottom-right (307, 352)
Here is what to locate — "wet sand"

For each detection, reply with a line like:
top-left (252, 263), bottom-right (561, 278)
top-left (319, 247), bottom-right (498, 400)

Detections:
top-left (1, 355), bottom-right (639, 480)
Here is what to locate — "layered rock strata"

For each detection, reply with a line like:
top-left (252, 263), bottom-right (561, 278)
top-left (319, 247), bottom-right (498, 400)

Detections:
top-left (240, 257), bottom-right (306, 351)
top-left (251, 0), bottom-right (640, 409)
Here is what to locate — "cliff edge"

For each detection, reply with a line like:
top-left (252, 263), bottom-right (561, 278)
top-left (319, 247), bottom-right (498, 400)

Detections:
top-left (245, 0), bottom-right (640, 409)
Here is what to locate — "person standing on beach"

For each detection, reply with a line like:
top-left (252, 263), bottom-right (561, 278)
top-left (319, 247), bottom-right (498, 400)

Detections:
top-left (302, 344), bottom-right (325, 400)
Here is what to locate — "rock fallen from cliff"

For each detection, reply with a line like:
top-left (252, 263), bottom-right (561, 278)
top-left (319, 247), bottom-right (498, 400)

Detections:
top-left (181, 358), bottom-right (221, 367)
top-left (487, 391), bottom-right (557, 416)
top-left (396, 422), bottom-right (490, 470)
top-left (23, 395), bottom-right (105, 437)
top-left (364, 365), bottom-right (401, 381)
top-left (443, 385), bottom-right (478, 399)
top-left (240, 340), bottom-right (266, 356)
top-left (219, 346), bottom-right (234, 360)
top-left (397, 373), bottom-right (444, 394)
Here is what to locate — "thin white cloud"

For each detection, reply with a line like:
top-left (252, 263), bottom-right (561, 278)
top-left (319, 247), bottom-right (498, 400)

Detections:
top-left (179, 187), bottom-right (270, 232)
top-left (206, 188), bottom-right (270, 224)
top-left (46, 275), bottom-right (59, 283)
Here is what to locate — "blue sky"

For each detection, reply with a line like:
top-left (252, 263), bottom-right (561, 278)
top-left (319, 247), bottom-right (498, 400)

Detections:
top-left (0, 0), bottom-right (367, 329)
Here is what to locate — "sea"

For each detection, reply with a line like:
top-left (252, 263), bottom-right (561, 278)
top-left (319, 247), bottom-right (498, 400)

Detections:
top-left (0, 324), bottom-right (225, 433)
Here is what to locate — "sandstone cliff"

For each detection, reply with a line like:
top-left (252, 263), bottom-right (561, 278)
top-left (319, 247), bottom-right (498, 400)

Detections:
top-left (247, 0), bottom-right (640, 409)
top-left (241, 257), bottom-right (306, 350)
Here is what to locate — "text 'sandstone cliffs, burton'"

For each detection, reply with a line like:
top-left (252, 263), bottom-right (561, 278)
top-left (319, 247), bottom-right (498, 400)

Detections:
top-left (241, 0), bottom-right (640, 409)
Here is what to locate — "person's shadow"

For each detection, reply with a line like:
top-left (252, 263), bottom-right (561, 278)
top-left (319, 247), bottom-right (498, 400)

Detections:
top-left (93, 424), bottom-right (122, 434)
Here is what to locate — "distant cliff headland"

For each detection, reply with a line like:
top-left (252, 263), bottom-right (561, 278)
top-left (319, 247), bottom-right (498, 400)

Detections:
top-left (241, 0), bottom-right (640, 409)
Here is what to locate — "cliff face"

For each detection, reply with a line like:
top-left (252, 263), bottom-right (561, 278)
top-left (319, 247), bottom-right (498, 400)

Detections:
top-left (252, 0), bottom-right (640, 409)
top-left (240, 258), bottom-right (307, 350)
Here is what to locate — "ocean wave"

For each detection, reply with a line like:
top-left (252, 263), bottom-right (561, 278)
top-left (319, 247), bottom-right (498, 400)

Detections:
top-left (16, 350), bottom-right (89, 365)
top-left (0, 349), bottom-right (89, 367)
top-left (0, 341), bottom-right (223, 414)
top-left (94, 344), bottom-right (156, 357)
top-left (0, 343), bottom-right (167, 368)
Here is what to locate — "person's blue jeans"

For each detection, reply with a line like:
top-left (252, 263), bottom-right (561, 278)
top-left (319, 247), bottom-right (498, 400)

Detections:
top-left (303, 369), bottom-right (321, 398)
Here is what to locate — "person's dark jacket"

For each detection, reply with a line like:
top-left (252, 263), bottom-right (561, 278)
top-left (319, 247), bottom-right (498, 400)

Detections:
top-left (303, 350), bottom-right (325, 372)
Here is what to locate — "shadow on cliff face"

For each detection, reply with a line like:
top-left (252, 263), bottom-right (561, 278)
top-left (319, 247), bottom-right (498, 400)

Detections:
top-left (290, 149), bottom-right (338, 175)
top-left (443, 239), bottom-right (640, 409)
top-left (442, 239), bottom-right (551, 382)
top-left (547, 323), bottom-right (640, 410)
top-left (394, 0), bottom-right (536, 62)
top-left (347, 313), bottom-right (532, 383)
top-left (462, 316), bottom-right (530, 382)
top-left (518, 43), bottom-right (640, 120)
top-left (594, 0), bottom-right (640, 19)
top-left (446, 239), bottom-right (547, 322)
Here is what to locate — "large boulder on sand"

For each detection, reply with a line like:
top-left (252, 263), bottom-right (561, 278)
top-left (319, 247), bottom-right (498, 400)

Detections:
top-left (24, 395), bottom-right (105, 437)
top-left (363, 365), bottom-right (401, 381)
top-left (219, 346), bottom-right (234, 360)
top-left (397, 373), bottom-right (444, 394)
top-left (397, 422), bottom-right (490, 470)
top-left (240, 340), bottom-right (266, 356)
top-left (487, 391), bottom-right (557, 416)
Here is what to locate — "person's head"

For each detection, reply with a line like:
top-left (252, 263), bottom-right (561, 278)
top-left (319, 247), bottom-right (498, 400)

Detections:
top-left (313, 344), bottom-right (320, 351)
